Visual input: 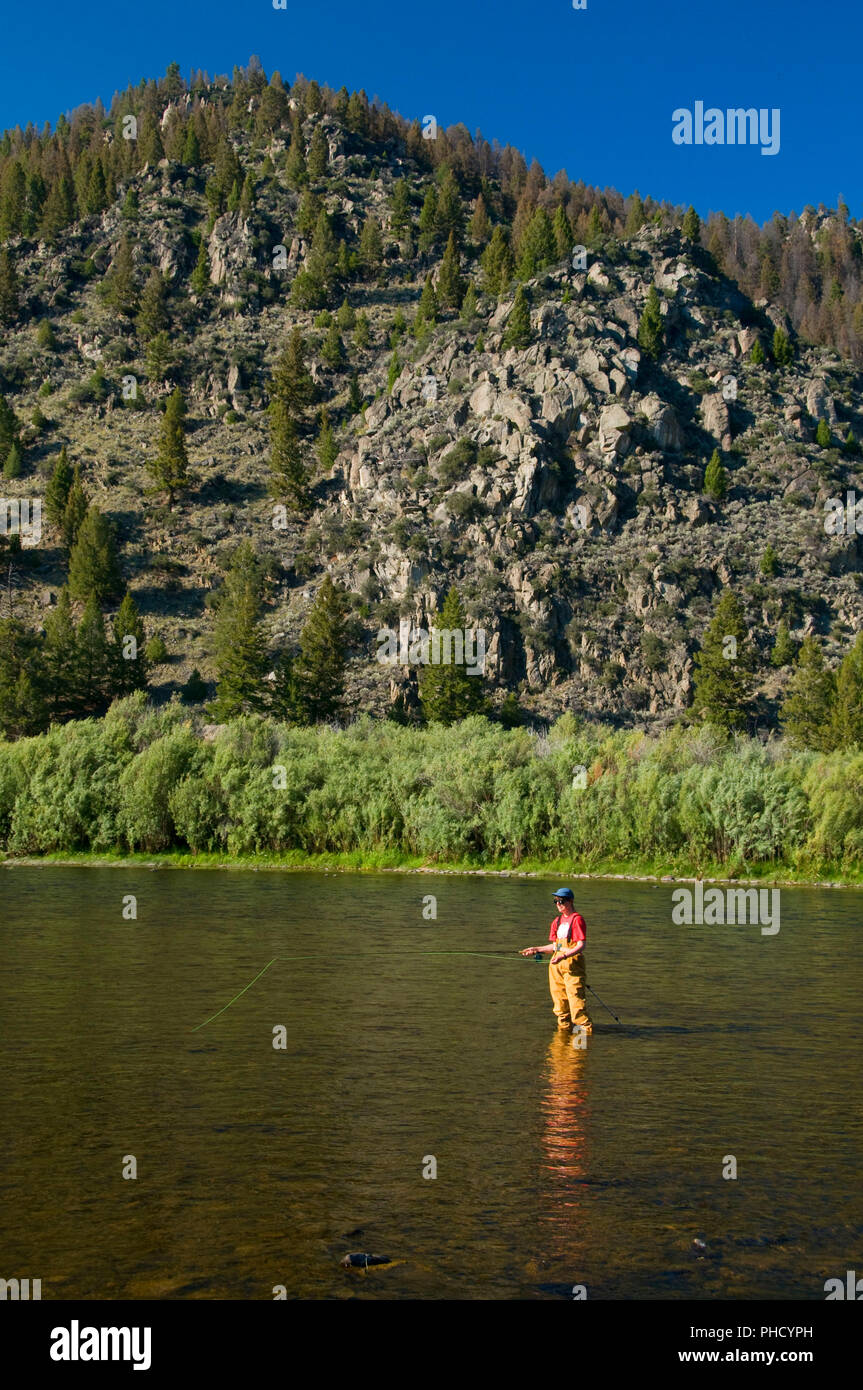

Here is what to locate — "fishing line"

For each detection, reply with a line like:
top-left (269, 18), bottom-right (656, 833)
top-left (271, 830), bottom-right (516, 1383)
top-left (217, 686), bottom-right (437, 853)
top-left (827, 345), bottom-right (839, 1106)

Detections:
top-left (191, 951), bottom-right (528, 1030)
top-left (191, 957), bottom-right (280, 1031)
top-left (190, 951), bottom-right (621, 1031)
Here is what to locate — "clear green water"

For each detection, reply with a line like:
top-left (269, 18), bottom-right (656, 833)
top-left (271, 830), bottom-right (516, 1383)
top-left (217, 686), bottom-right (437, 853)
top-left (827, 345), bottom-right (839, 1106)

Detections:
top-left (1, 867), bottom-right (860, 1299)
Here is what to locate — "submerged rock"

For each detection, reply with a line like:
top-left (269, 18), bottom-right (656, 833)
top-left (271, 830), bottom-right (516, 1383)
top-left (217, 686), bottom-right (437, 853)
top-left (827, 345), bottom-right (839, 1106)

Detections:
top-left (341, 1252), bottom-right (393, 1269)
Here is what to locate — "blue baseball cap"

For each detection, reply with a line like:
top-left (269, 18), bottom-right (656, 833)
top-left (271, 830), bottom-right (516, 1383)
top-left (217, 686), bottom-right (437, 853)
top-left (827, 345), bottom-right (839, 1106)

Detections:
top-left (552, 887), bottom-right (574, 900)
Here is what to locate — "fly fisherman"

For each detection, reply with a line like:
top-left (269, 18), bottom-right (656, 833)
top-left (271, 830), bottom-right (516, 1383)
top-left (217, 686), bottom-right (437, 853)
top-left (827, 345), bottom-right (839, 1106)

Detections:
top-left (520, 888), bottom-right (592, 1035)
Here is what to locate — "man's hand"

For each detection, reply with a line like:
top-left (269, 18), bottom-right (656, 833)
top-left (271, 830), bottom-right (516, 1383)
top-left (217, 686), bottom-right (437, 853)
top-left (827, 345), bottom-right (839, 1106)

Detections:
top-left (550, 950), bottom-right (565, 965)
top-left (519, 947), bottom-right (540, 957)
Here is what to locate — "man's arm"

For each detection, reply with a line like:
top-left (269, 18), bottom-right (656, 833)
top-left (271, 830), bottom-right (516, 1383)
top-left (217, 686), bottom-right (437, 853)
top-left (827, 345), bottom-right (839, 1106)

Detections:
top-left (519, 944), bottom-right (555, 956)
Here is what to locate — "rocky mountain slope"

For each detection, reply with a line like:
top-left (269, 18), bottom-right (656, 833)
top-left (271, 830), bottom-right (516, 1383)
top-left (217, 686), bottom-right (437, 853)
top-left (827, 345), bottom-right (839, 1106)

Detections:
top-left (3, 78), bottom-right (863, 730)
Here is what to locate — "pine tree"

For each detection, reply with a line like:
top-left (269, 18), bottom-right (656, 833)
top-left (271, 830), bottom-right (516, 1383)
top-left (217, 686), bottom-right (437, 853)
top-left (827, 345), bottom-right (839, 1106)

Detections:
top-left (40, 174), bottom-right (75, 243)
top-left (140, 118), bottom-right (165, 166)
top-left (112, 590), bottom-right (148, 695)
top-left (68, 508), bottom-right (122, 603)
top-left (469, 193), bottom-right (491, 248)
top-left (816, 418), bottom-right (832, 448)
top-left (269, 399), bottom-right (310, 510)
top-left (760, 543), bottom-right (779, 576)
top-left (418, 185), bottom-right (439, 253)
top-left (502, 285), bottom-right (532, 349)
top-left (830, 631), bottom-right (863, 748)
top-left (0, 619), bottom-right (46, 738)
top-left (0, 248), bottom-right (20, 325)
top-left (136, 269), bottom-right (168, 341)
top-left (336, 297), bottom-right (356, 330)
top-left (182, 124), bottom-right (201, 165)
top-left (321, 322), bottom-right (345, 369)
top-left (287, 575), bottom-right (348, 724)
top-left (435, 169), bottom-right (464, 243)
top-left (346, 90), bottom-right (368, 136)
top-left (348, 371), bottom-right (363, 414)
top-left (86, 161), bottom-right (108, 215)
top-left (180, 667), bottom-right (208, 704)
top-left (625, 192), bottom-right (645, 236)
top-left (585, 204), bottom-right (603, 246)
top-left (272, 329), bottom-right (315, 418)
top-left (74, 596), bottom-right (110, 712)
top-left (750, 339), bottom-right (766, 365)
top-left (437, 230), bottom-right (465, 309)
top-left (387, 349), bottom-right (401, 393)
top-left (460, 281), bottom-right (478, 324)
top-left (772, 326), bottom-right (792, 367)
top-left (3, 442), bottom-right (22, 479)
top-left (0, 391), bottom-right (18, 461)
top-left (416, 272), bottom-right (438, 328)
top-left (146, 331), bottom-right (173, 383)
top-left (105, 236), bottom-right (138, 317)
top-left (210, 137), bottom-right (242, 212)
top-left (704, 449), bottom-right (727, 500)
top-left (419, 588), bottom-right (489, 725)
top-left (390, 179), bottom-right (413, 238)
top-left (190, 236), bottom-right (210, 295)
top-left (517, 207), bottom-right (555, 279)
top-left (210, 541), bottom-right (270, 719)
top-left (305, 208), bottom-right (338, 298)
top-left (553, 204), bottom-right (574, 261)
top-left (45, 446), bottom-right (73, 529)
top-left (42, 586), bottom-right (79, 719)
top-left (682, 205), bottom-right (701, 240)
top-left (24, 171), bottom-right (46, 237)
top-left (255, 72), bottom-right (290, 135)
top-left (148, 388), bottom-right (190, 503)
top-left (638, 286), bottom-right (664, 359)
top-left (37, 319), bottom-right (56, 350)
top-left (499, 691), bottom-right (522, 728)
top-left (296, 190), bottom-right (319, 238)
top-left (780, 635), bottom-right (836, 750)
top-left (770, 620), bottom-right (796, 668)
top-left (304, 80), bottom-right (323, 117)
top-left (359, 214), bottom-right (383, 277)
top-left (690, 590), bottom-right (756, 731)
top-left (0, 159), bottom-right (25, 238)
top-left (62, 466), bottom-right (88, 551)
top-left (121, 187), bottom-right (139, 221)
top-left (285, 117), bottom-right (307, 188)
top-left (843, 427), bottom-right (859, 457)
top-left (481, 225), bottom-right (514, 298)
top-left (316, 408), bottom-right (338, 471)
top-left (337, 239), bottom-right (352, 279)
top-left (353, 310), bottom-right (371, 350)
top-left (307, 125), bottom-right (329, 180)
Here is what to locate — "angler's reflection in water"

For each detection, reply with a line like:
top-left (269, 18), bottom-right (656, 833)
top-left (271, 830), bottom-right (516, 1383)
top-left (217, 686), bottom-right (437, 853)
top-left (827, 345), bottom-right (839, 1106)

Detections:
top-left (538, 1033), bottom-right (590, 1256)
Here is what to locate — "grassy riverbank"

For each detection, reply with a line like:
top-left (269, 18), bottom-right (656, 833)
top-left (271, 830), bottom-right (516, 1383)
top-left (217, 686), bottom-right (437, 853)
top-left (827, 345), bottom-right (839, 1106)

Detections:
top-left (2, 692), bottom-right (862, 885)
top-left (2, 846), bottom-right (861, 887)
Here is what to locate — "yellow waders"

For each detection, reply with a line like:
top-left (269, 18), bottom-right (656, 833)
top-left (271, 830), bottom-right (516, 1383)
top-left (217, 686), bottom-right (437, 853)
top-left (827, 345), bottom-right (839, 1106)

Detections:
top-left (549, 952), bottom-right (592, 1032)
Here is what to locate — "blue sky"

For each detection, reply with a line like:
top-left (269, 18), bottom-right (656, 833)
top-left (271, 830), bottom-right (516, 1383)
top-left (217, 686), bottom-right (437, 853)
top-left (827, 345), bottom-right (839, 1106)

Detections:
top-left (1, 0), bottom-right (857, 224)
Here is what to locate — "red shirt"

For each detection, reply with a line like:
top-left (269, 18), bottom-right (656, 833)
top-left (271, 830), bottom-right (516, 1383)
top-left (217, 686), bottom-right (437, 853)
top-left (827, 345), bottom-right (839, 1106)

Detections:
top-left (548, 911), bottom-right (586, 945)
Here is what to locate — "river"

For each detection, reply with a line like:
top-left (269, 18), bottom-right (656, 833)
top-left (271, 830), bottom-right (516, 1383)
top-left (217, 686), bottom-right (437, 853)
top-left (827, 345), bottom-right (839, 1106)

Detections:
top-left (1, 867), bottom-right (860, 1299)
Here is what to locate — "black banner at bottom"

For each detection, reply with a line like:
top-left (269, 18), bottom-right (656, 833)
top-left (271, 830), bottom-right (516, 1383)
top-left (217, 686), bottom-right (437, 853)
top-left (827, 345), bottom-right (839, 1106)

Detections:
top-left (2, 1297), bottom-right (858, 1376)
